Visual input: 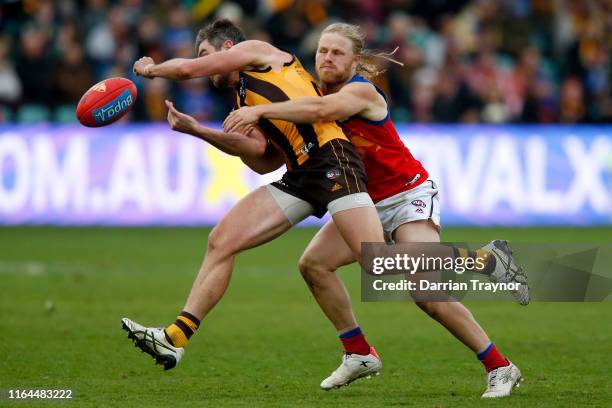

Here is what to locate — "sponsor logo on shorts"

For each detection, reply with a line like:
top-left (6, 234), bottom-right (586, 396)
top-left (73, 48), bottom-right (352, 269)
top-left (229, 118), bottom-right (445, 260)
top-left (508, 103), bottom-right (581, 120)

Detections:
top-left (331, 182), bottom-right (343, 192)
top-left (411, 199), bottom-right (426, 208)
top-left (326, 168), bottom-right (342, 179)
top-left (415, 208), bottom-right (424, 214)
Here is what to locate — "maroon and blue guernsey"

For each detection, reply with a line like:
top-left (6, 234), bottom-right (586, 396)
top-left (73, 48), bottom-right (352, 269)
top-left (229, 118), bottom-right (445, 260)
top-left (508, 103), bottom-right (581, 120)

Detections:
top-left (338, 75), bottom-right (428, 203)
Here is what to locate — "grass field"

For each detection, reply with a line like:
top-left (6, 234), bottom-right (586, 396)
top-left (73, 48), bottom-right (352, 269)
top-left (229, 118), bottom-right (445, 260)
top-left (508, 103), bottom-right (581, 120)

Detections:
top-left (1, 227), bottom-right (611, 407)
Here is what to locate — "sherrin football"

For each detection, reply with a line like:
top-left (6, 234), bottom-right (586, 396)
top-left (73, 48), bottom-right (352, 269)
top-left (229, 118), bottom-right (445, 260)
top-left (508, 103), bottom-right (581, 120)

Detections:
top-left (76, 77), bottom-right (137, 127)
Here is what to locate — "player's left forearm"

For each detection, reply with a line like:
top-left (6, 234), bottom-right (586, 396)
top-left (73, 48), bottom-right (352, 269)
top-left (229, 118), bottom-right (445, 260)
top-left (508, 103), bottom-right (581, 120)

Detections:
top-left (257, 97), bottom-right (328, 123)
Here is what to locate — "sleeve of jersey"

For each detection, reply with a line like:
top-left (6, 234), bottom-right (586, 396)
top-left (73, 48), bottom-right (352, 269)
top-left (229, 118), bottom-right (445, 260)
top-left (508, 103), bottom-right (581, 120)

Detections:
top-left (346, 75), bottom-right (390, 123)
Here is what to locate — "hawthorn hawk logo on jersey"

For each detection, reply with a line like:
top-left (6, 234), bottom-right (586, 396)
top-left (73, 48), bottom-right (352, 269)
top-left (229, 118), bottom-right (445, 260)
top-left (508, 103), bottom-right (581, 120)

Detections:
top-left (300, 142), bottom-right (315, 155)
top-left (238, 77), bottom-right (247, 100)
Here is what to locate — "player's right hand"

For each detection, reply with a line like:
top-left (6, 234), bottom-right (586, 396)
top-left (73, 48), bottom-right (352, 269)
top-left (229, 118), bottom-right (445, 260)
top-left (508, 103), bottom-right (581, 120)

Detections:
top-left (133, 56), bottom-right (155, 78)
top-left (165, 100), bottom-right (200, 135)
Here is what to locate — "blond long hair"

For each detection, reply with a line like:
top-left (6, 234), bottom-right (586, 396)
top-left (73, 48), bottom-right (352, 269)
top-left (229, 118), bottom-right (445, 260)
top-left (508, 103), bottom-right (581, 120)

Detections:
top-left (321, 23), bottom-right (403, 78)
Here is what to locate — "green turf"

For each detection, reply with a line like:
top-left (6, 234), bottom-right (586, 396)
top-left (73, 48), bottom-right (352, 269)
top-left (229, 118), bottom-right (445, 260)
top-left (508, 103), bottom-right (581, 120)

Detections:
top-left (1, 227), bottom-right (611, 407)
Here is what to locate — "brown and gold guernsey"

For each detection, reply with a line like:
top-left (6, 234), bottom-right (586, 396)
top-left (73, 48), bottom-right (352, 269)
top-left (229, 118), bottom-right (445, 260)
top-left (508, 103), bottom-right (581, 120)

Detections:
top-left (235, 55), bottom-right (350, 169)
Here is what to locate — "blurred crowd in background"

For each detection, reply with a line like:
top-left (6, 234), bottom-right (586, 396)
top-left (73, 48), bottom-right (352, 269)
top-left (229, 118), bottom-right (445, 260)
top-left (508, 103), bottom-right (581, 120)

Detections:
top-left (0, 0), bottom-right (611, 124)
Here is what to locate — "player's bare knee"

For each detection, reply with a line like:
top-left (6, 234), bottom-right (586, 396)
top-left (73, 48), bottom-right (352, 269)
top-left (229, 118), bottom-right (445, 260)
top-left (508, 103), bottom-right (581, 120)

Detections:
top-left (207, 226), bottom-right (238, 258)
top-left (298, 255), bottom-right (318, 278)
top-left (298, 255), bottom-right (333, 288)
top-left (206, 227), bottom-right (221, 252)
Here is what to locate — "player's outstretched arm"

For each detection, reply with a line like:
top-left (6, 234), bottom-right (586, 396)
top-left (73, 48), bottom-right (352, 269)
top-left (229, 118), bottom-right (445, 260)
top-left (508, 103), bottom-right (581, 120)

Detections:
top-left (224, 82), bottom-right (386, 132)
top-left (165, 100), bottom-right (284, 174)
top-left (165, 100), bottom-right (265, 157)
top-left (133, 41), bottom-right (284, 80)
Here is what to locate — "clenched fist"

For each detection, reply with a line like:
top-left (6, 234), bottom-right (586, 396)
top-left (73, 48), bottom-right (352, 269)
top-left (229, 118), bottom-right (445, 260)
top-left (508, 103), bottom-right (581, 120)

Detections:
top-left (133, 56), bottom-right (155, 78)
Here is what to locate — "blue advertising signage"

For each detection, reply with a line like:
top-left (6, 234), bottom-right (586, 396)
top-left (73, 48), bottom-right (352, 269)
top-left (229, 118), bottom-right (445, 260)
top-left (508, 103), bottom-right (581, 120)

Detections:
top-left (0, 124), bottom-right (610, 226)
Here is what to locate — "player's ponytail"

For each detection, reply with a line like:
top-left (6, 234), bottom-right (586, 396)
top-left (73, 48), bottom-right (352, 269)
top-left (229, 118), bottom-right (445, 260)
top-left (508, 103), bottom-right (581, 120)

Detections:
top-left (359, 46), bottom-right (403, 78)
top-left (321, 23), bottom-right (403, 79)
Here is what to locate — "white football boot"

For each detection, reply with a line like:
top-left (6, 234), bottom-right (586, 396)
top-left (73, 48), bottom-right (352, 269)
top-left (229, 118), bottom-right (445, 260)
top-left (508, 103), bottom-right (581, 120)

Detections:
top-left (320, 347), bottom-right (382, 390)
top-left (121, 317), bottom-right (184, 370)
top-left (482, 240), bottom-right (530, 305)
top-left (481, 362), bottom-right (523, 398)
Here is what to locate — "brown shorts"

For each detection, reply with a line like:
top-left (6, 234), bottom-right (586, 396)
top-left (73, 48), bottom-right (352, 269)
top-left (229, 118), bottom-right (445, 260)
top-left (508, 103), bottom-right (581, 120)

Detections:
top-left (272, 139), bottom-right (369, 218)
